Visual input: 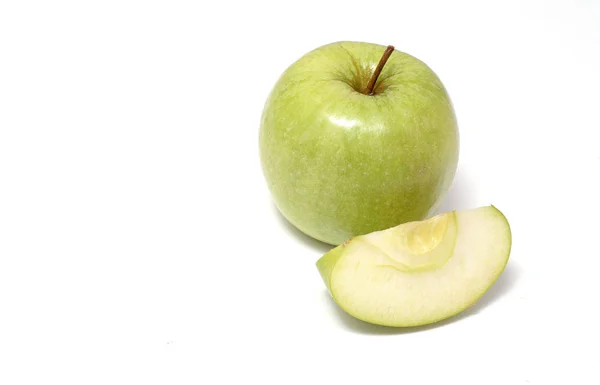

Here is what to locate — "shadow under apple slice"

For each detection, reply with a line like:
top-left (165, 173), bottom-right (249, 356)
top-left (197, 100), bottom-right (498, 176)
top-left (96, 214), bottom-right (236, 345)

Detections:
top-left (323, 262), bottom-right (520, 335)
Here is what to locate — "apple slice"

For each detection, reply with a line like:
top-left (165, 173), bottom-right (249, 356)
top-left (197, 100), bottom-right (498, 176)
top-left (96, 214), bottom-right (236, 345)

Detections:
top-left (316, 205), bottom-right (511, 327)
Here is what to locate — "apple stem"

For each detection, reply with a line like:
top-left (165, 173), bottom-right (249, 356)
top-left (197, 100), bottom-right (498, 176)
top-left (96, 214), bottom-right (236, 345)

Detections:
top-left (365, 45), bottom-right (395, 95)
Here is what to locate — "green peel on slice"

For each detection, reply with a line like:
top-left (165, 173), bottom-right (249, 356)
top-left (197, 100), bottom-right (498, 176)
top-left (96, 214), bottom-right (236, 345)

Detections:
top-left (316, 205), bottom-right (512, 327)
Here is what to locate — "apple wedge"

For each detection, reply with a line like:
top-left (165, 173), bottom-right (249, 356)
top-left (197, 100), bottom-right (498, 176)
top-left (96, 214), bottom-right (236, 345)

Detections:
top-left (316, 205), bottom-right (511, 327)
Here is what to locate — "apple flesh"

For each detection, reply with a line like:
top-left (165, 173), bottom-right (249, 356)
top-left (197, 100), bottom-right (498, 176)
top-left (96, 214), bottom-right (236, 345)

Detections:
top-left (259, 41), bottom-right (459, 245)
top-left (316, 205), bottom-right (512, 327)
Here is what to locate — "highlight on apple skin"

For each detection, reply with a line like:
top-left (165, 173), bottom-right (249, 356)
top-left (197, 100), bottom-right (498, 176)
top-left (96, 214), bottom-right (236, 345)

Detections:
top-left (259, 41), bottom-right (459, 246)
top-left (316, 205), bottom-right (512, 327)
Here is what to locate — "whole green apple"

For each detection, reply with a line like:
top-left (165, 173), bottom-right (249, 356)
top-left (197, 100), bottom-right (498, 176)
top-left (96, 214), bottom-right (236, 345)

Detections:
top-left (259, 41), bottom-right (459, 245)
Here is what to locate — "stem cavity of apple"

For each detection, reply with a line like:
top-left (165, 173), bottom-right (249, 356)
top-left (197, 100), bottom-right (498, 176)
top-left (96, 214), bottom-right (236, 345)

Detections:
top-left (365, 45), bottom-right (395, 95)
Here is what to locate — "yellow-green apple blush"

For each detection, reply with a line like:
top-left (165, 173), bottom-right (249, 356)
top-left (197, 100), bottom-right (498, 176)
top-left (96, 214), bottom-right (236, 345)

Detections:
top-left (259, 41), bottom-right (459, 245)
top-left (316, 206), bottom-right (512, 327)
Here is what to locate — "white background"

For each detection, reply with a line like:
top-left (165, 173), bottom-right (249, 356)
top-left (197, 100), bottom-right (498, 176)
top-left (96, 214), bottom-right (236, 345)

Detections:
top-left (1, 1), bottom-right (599, 384)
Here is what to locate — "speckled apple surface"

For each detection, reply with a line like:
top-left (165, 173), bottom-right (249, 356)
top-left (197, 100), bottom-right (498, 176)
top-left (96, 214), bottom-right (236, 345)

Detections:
top-left (259, 41), bottom-right (459, 245)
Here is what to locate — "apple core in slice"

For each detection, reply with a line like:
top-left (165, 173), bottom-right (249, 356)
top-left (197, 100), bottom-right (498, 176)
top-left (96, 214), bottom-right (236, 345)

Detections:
top-left (368, 211), bottom-right (458, 273)
top-left (316, 205), bottom-right (512, 327)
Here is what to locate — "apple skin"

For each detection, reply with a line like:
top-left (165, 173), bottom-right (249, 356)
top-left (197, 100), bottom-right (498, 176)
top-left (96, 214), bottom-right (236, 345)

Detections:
top-left (259, 41), bottom-right (459, 246)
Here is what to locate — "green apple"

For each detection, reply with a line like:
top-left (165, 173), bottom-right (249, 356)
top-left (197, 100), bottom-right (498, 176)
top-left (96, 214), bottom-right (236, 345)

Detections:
top-left (259, 41), bottom-right (459, 245)
top-left (316, 205), bottom-right (512, 327)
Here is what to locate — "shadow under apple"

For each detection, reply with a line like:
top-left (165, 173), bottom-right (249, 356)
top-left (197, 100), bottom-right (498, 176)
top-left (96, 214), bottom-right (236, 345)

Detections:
top-left (271, 202), bottom-right (334, 254)
top-left (434, 168), bottom-right (474, 215)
